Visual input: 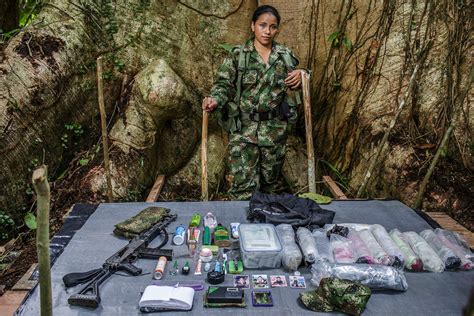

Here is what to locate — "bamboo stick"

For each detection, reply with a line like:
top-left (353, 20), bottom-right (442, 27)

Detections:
top-left (97, 56), bottom-right (113, 202)
top-left (301, 71), bottom-right (316, 193)
top-left (201, 109), bottom-right (209, 201)
top-left (413, 124), bottom-right (454, 209)
top-left (357, 64), bottom-right (420, 197)
top-left (32, 166), bottom-right (52, 316)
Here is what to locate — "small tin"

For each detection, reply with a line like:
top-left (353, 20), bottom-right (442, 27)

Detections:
top-left (173, 225), bottom-right (185, 245)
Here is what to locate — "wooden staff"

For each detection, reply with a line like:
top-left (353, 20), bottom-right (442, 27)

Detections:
top-left (97, 56), bottom-right (113, 202)
top-left (32, 166), bottom-right (52, 316)
top-left (301, 71), bottom-right (316, 193)
top-left (201, 106), bottom-right (209, 201)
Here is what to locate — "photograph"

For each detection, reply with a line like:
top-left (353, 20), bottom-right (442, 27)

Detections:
top-left (233, 275), bottom-right (250, 288)
top-left (252, 274), bottom-right (269, 288)
top-left (252, 290), bottom-right (274, 307)
top-left (289, 276), bottom-right (306, 288)
top-left (270, 275), bottom-right (288, 287)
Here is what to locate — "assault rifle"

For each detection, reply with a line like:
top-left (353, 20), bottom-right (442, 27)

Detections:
top-left (62, 213), bottom-right (177, 308)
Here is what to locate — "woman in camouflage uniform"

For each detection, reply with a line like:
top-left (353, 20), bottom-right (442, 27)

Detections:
top-left (203, 5), bottom-right (303, 200)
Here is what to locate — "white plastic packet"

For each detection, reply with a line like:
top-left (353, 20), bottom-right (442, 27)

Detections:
top-left (329, 234), bottom-right (356, 264)
top-left (275, 224), bottom-right (303, 271)
top-left (389, 229), bottom-right (423, 271)
top-left (420, 229), bottom-right (461, 270)
top-left (347, 228), bottom-right (376, 264)
top-left (359, 229), bottom-right (393, 265)
top-left (371, 224), bottom-right (405, 269)
top-left (403, 231), bottom-right (444, 273)
top-left (434, 228), bottom-right (473, 270)
top-left (310, 261), bottom-right (408, 291)
top-left (312, 229), bottom-right (334, 263)
top-left (297, 227), bottom-right (319, 263)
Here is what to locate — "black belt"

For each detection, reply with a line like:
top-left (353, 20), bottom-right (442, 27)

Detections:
top-left (240, 107), bottom-right (281, 122)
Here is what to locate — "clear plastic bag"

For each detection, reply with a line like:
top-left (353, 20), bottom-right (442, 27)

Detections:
top-left (434, 228), bottom-right (473, 270)
top-left (297, 227), bottom-right (319, 263)
top-left (329, 234), bottom-right (356, 264)
top-left (403, 231), bottom-right (444, 273)
top-left (275, 224), bottom-right (303, 271)
top-left (359, 229), bottom-right (393, 265)
top-left (371, 224), bottom-right (404, 269)
top-left (312, 229), bottom-right (334, 263)
top-left (310, 261), bottom-right (408, 291)
top-left (420, 229), bottom-right (461, 270)
top-left (389, 229), bottom-right (423, 271)
top-left (347, 229), bottom-right (376, 264)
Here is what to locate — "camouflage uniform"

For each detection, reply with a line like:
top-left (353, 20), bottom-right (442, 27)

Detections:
top-left (299, 277), bottom-right (372, 315)
top-left (210, 39), bottom-right (299, 199)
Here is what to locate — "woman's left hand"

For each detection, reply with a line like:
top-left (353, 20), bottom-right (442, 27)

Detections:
top-left (284, 70), bottom-right (303, 89)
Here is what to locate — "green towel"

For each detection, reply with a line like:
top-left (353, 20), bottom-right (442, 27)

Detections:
top-left (299, 192), bottom-right (332, 204)
top-left (113, 206), bottom-right (170, 238)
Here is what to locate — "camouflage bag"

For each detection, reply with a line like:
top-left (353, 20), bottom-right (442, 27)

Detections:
top-left (299, 277), bottom-right (371, 316)
top-left (113, 206), bottom-right (170, 238)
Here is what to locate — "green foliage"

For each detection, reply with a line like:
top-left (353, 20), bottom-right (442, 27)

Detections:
top-left (342, 37), bottom-right (353, 52)
top-left (79, 158), bottom-right (90, 166)
top-left (62, 123), bottom-right (84, 149)
top-left (24, 212), bottom-right (37, 230)
top-left (328, 31), bottom-right (341, 45)
top-left (0, 212), bottom-right (15, 240)
top-left (328, 31), bottom-right (353, 52)
top-left (0, 0), bottom-right (43, 42)
top-left (319, 159), bottom-right (350, 192)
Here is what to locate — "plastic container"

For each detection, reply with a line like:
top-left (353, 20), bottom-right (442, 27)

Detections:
top-left (239, 224), bottom-right (283, 269)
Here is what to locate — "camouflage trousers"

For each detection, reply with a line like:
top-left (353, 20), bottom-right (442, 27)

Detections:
top-left (227, 139), bottom-right (286, 200)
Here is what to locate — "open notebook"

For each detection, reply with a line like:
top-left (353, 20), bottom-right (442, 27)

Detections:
top-left (139, 285), bottom-right (195, 312)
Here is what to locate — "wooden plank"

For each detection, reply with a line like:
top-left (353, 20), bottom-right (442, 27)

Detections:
top-left (12, 263), bottom-right (38, 291)
top-left (146, 175), bottom-right (165, 202)
top-left (322, 176), bottom-right (348, 200)
top-left (0, 290), bottom-right (28, 316)
top-left (425, 212), bottom-right (474, 248)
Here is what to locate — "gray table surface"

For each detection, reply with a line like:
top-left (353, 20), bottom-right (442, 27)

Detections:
top-left (17, 200), bottom-right (474, 315)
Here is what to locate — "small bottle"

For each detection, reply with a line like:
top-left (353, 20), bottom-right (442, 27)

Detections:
top-left (153, 256), bottom-right (167, 280)
top-left (204, 212), bottom-right (217, 232)
top-left (170, 260), bottom-right (179, 275)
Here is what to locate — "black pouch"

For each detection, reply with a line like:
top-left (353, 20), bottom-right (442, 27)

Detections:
top-left (279, 100), bottom-right (291, 120)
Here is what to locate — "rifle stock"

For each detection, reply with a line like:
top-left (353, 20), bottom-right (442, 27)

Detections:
top-left (63, 213), bottom-right (177, 308)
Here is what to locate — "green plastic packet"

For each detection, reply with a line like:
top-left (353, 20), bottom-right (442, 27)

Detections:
top-left (298, 192), bottom-right (332, 204)
top-left (113, 206), bottom-right (170, 238)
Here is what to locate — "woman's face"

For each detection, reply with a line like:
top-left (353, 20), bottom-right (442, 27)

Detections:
top-left (251, 12), bottom-right (279, 47)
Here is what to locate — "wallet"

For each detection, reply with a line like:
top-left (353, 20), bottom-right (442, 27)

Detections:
top-left (206, 286), bottom-right (244, 304)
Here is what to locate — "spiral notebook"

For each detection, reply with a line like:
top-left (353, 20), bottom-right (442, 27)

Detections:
top-left (139, 285), bottom-right (195, 312)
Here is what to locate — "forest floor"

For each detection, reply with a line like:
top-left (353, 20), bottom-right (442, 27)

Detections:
top-left (0, 155), bottom-right (472, 294)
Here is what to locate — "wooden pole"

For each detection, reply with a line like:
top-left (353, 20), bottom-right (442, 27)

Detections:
top-left (97, 56), bottom-right (113, 202)
top-left (301, 71), bottom-right (316, 193)
top-left (357, 64), bottom-right (420, 197)
top-left (413, 124), bottom-right (454, 209)
top-left (32, 165), bottom-right (52, 316)
top-left (201, 108), bottom-right (209, 201)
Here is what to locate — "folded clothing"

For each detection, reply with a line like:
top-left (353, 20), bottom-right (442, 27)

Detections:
top-left (114, 206), bottom-right (170, 238)
top-left (300, 277), bottom-right (371, 315)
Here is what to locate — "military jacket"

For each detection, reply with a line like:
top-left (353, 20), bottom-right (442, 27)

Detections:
top-left (210, 39), bottom-right (299, 146)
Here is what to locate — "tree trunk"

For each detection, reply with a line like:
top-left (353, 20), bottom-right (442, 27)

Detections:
top-left (0, 0), bottom-right (471, 220)
top-left (0, 0), bottom-right (19, 34)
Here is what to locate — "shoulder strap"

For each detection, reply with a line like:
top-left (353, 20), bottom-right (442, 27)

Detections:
top-left (234, 44), bottom-right (248, 105)
top-left (280, 51), bottom-right (302, 105)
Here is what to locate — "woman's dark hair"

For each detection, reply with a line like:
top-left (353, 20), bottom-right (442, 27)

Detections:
top-left (252, 5), bottom-right (280, 25)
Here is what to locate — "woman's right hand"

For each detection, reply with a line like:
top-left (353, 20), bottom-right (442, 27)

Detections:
top-left (202, 97), bottom-right (218, 112)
